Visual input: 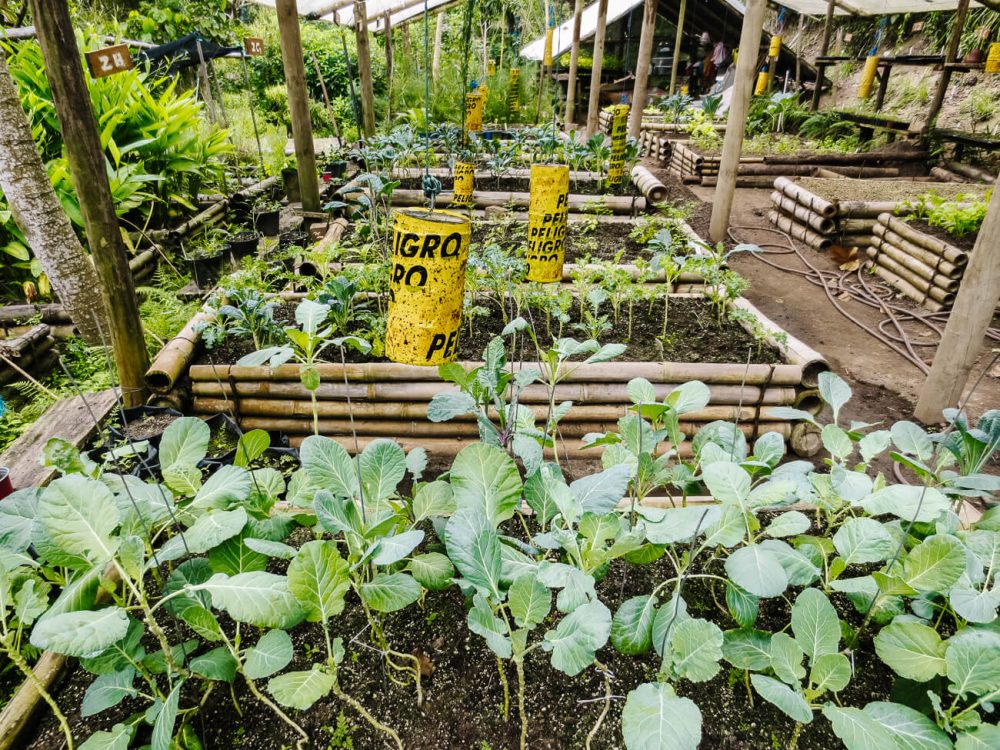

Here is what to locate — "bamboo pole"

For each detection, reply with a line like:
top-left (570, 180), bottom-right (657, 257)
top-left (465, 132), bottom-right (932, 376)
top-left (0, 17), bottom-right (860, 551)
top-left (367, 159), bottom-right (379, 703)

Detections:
top-left (630, 165), bottom-right (668, 203)
top-left (709, 0), bottom-right (766, 243)
top-left (924, 0), bottom-right (970, 136)
top-left (145, 310), bottom-right (216, 392)
top-left (767, 210), bottom-right (831, 250)
top-left (868, 263), bottom-right (947, 313)
top-left (353, 0), bottom-right (377, 137)
top-left (276, 0), bottom-right (321, 212)
top-left (865, 243), bottom-right (958, 302)
top-left (0, 304), bottom-right (71, 325)
top-left (431, 12), bottom-right (444, 83)
top-left (872, 224), bottom-right (965, 276)
top-left (29, 0), bottom-right (149, 407)
top-left (880, 214), bottom-right (969, 263)
top-left (668, 0), bottom-right (687, 95)
top-left (585, 0), bottom-right (609, 137)
top-left (390, 188), bottom-right (645, 214)
top-left (0, 342), bottom-right (56, 386)
top-left (811, 0), bottom-right (836, 110)
top-left (944, 160), bottom-right (995, 184)
top-left (774, 177), bottom-right (836, 218)
top-left (729, 297), bottom-right (829, 388)
top-left (628, 0), bottom-right (658, 138)
top-left (565, 0), bottom-right (584, 130)
top-left (771, 192), bottom-right (835, 234)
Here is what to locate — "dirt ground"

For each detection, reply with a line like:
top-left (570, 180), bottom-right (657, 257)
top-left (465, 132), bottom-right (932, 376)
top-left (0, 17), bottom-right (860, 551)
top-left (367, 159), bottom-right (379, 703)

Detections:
top-left (664, 171), bottom-right (1000, 428)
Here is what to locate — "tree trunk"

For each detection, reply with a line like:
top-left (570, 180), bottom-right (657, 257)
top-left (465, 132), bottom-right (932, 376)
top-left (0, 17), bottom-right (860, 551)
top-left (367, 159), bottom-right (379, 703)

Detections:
top-left (0, 50), bottom-right (108, 345)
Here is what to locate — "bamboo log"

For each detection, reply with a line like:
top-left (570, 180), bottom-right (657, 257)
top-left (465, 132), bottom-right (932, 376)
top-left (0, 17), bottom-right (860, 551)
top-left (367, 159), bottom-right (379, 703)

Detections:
top-left (0, 651), bottom-right (69, 750)
top-left (168, 176), bottom-right (280, 239)
top-left (871, 224), bottom-right (965, 277)
top-left (729, 297), bottom-right (829, 387)
top-left (768, 210), bottom-right (832, 250)
top-left (879, 214), bottom-right (968, 265)
top-left (929, 166), bottom-right (968, 183)
top-left (943, 160), bottom-right (995, 183)
top-left (790, 422), bottom-right (822, 457)
top-left (390, 189), bottom-right (645, 214)
top-left (813, 167), bottom-right (849, 179)
top-left (774, 177), bottom-right (836, 218)
top-left (770, 191), bottom-right (834, 234)
top-left (839, 219), bottom-right (877, 235)
top-left (867, 238), bottom-right (959, 291)
top-left (836, 201), bottom-right (914, 219)
top-left (865, 243), bottom-right (957, 302)
top-left (701, 177), bottom-right (779, 189)
top-left (295, 217), bottom-right (349, 277)
top-left (0, 338), bottom-right (56, 385)
top-left (0, 324), bottom-right (50, 355)
top-left (0, 304), bottom-right (71, 325)
top-left (145, 310), bottom-right (216, 392)
top-left (867, 262), bottom-right (947, 312)
top-left (630, 165), bottom-right (668, 203)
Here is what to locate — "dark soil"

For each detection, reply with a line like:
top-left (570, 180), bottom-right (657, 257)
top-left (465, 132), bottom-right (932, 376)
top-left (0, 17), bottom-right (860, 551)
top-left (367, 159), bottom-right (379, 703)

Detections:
top-left (196, 297), bottom-right (784, 368)
top-left (25, 523), bottom-right (895, 750)
top-left (396, 175), bottom-right (638, 198)
top-left (124, 412), bottom-right (181, 442)
top-left (906, 218), bottom-right (978, 252)
top-left (472, 221), bottom-right (649, 263)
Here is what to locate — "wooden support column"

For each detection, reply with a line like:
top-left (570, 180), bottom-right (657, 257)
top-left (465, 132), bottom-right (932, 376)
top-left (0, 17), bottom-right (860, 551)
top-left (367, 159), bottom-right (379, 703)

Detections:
top-left (432, 12), bottom-right (444, 83)
top-left (354, 0), bottom-right (377, 137)
top-left (708, 0), bottom-right (766, 243)
top-left (564, 0), bottom-right (584, 130)
top-left (29, 0), bottom-right (149, 406)
top-left (668, 0), bottom-right (687, 95)
top-left (585, 0), bottom-right (609, 136)
top-left (384, 12), bottom-right (394, 122)
top-left (924, 0), bottom-right (970, 135)
top-left (276, 0), bottom-right (321, 211)
top-left (873, 64), bottom-right (892, 112)
top-left (914, 175), bottom-right (1000, 422)
top-left (628, 0), bottom-right (657, 138)
top-left (811, 0), bottom-right (836, 110)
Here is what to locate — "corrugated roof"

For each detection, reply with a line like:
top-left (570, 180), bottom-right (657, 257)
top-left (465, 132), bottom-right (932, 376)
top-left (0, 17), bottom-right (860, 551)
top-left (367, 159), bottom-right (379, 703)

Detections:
top-left (774, 0), bottom-right (977, 15)
top-left (248, 0), bottom-right (454, 30)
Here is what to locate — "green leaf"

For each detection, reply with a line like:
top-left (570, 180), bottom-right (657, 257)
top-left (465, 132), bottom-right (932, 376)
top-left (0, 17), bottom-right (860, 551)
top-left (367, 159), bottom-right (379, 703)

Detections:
top-left (791, 588), bottom-right (840, 662)
top-left (361, 573), bottom-right (422, 613)
top-left (765, 511), bottom-right (811, 538)
top-left (191, 465), bottom-right (252, 510)
top-left (235, 430), bottom-right (270, 467)
top-left (295, 299), bottom-right (330, 334)
top-left (159, 417), bottom-right (210, 469)
top-left (81, 669), bottom-right (136, 717)
top-left (819, 371), bottom-right (851, 423)
top-left (725, 582), bottom-right (759, 628)
top-left (611, 596), bottom-right (657, 655)
top-left (408, 552), bottom-right (455, 590)
top-left (31, 607), bottom-right (130, 657)
top-left (158, 508), bottom-right (248, 563)
top-left (651, 596), bottom-right (690, 657)
top-left (702, 462), bottom-right (751, 508)
top-left (0, 489), bottom-right (37, 552)
top-left (770, 631), bottom-right (806, 685)
top-left (862, 701), bottom-right (954, 750)
top-left (669, 618), bottom-right (723, 682)
top-left (891, 421), bottom-right (934, 461)
top-left (152, 680), bottom-right (181, 750)
top-left (509, 575), bottom-right (552, 629)
top-left (208, 533), bottom-right (269, 576)
top-left (372, 529), bottom-right (424, 566)
top-left (427, 391), bottom-right (477, 421)
top-left (811, 653), bottom-right (851, 693)
top-left (268, 667), bottom-right (335, 710)
top-left (822, 424), bottom-right (854, 460)
top-left (722, 629), bottom-right (771, 671)
top-left (412, 481), bottom-right (456, 521)
top-left (244, 630), bottom-right (294, 680)
top-left (873, 621), bottom-right (947, 682)
top-left (945, 629), bottom-right (1000, 700)
top-left (200, 572), bottom-right (305, 629)
top-left (643, 506), bottom-right (720, 544)
top-left (833, 517), bottom-right (895, 565)
top-left (189, 647), bottom-right (237, 682)
top-left (287, 540), bottom-right (350, 623)
top-left (570, 464), bottom-right (632, 515)
top-left (823, 705), bottom-right (898, 750)
top-left (724, 545), bottom-right (788, 598)
top-left (702, 504), bottom-right (747, 548)
top-left (542, 600), bottom-right (611, 676)
top-left (78, 723), bottom-right (132, 750)
top-left (862, 485), bottom-right (950, 523)
top-left (621, 682), bottom-right (702, 750)
top-left (751, 674), bottom-right (813, 723)
top-left (300, 435), bottom-right (357, 498)
top-left (956, 725), bottom-right (1000, 750)
top-left (450, 443), bottom-right (522, 525)
top-left (37, 475), bottom-right (120, 563)
top-left (444, 507), bottom-right (503, 598)
top-left (359, 439), bottom-right (406, 503)
top-left (244, 538), bottom-right (299, 560)
top-left (468, 595), bottom-right (512, 658)
top-left (949, 584), bottom-right (1000, 624)
top-left (902, 535), bottom-right (967, 593)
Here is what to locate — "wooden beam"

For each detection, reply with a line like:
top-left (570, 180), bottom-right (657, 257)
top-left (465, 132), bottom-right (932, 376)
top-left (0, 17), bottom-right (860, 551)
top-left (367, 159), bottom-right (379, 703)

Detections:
top-left (564, 0), bottom-right (584, 130)
top-left (29, 0), bottom-right (149, 406)
top-left (708, 0), bottom-right (766, 243)
top-left (914, 175), bottom-right (1000, 422)
top-left (924, 0), bottom-right (970, 136)
top-left (432, 11), bottom-right (444, 82)
top-left (585, 0), bottom-right (609, 137)
top-left (628, 0), bottom-right (657, 138)
top-left (354, 0), bottom-right (377, 136)
top-left (276, 0), bottom-right (321, 211)
top-left (669, 0), bottom-right (688, 95)
top-left (811, 0), bottom-right (836, 110)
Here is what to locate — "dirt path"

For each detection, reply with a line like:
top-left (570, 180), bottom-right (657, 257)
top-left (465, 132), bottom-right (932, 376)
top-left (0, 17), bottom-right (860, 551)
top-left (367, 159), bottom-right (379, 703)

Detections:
top-left (661, 171), bottom-right (999, 427)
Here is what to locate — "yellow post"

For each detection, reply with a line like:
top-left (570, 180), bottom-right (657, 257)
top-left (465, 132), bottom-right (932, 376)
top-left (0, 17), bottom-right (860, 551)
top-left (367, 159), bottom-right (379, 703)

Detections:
top-left (452, 161), bottom-right (476, 208)
top-left (385, 210), bottom-right (471, 366)
top-left (526, 164), bottom-right (570, 282)
top-left (858, 55), bottom-right (880, 98)
top-left (607, 103), bottom-right (630, 187)
top-left (465, 89), bottom-right (485, 133)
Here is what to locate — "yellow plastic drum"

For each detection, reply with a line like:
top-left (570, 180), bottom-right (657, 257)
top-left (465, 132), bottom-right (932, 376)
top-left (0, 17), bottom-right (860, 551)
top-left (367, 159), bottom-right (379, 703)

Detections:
top-left (543, 28), bottom-right (554, 66)
top-left (986, 43), bottom-right (1000, 74)
top-left (526, 164), bottom-right (569, 283)
top-left (452, 161), bottom-right (475, 208)
top-left (858, 56), bottom-right (880, 98)
top-left (508, 68), bottom-right (521, 114)
top-left (385, 209), bottom-right (471, 366)
top-left (768, 36), bottom-right (782, 58)
top-left (754, 71), bottom-right (769, 96)
top-left (607, 104), bottom-right (630, 188)
top-left (465, 91), bottom-right (485, 133)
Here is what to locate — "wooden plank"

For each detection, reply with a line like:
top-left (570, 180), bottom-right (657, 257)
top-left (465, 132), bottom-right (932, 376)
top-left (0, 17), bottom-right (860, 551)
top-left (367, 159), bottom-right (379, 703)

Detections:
top-left (0, 389), bottom-right (118, 489)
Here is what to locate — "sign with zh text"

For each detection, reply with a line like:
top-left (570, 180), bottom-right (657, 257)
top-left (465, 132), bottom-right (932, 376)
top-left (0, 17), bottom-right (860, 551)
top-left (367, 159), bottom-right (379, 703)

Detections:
top-left (244, 37), bottom-right (265, 57)
top-left (85, 44), bottom-right (133, 78)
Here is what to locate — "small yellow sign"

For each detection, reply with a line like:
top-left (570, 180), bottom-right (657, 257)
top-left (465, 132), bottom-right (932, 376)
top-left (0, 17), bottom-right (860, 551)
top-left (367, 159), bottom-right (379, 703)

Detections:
top-left (508, 68), bottom-right (521, 115)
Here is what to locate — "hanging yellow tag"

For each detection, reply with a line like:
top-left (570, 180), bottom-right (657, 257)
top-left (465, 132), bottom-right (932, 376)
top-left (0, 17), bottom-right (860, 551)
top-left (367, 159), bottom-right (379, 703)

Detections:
top-left (465, 92), bottom-right (485, 133)
top-left (543, 28), bottom-right (554, 66)
top-left (858, 56), bottom-right (880, 98)
top-left (607, 104), bottom-right (630, 187)
top-left (754, 71), bottom-right (769, 96)
top-left (452, 162), bottom-right (476, 207)
top-left (508, 68), bottom-right (521, 114)
top-left (986, 43), bottom-right (1000, 74)
top-left (385, 210), bottom-right (471, 366)
top-left (768, 36), bottom-right (782, 58)
top-left (526, 164), bottom-right (569, 283)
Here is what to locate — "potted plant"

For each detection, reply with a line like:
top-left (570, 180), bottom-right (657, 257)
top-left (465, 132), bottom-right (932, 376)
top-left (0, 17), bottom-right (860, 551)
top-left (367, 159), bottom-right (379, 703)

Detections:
top-left (225, 228), bottom-right (262, 259)
top-left (186, 230), bottom-right (227, 288)
top-left (253, 196), bottom-right (281, 236)
top-left (0, 466), bottom-right (13, 500)
top-left (281, 158), bottom-right (300, 203)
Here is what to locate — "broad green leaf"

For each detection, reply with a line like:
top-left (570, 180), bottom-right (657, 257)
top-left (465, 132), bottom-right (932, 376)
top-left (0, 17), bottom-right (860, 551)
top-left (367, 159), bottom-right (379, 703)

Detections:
top-left (361, 573), bottom-right (421, 613)
top-left (811, 653), bottom-right (851, 693)
top-left (722, 629), bottom-right (771, 671)
top-left (524, 469), bottom-right (570, 526)
top-left (190, 465), bottom-right (252, 510)
top-left (822, 424), bottom-right (854, 460)
top-left (956, 725), bottom-right (1000, 750)
top-left (902, 535), bottom-right (967, 593)
top-left (818, 371), bottom-right (851, 423)
top-left (945, 629), bottom-right (1000, 699)
top-left (294, 299), bottom-right (330, 334)
top-left (287, 540), bottom-right (350, 623)
top-left (702, 462), bottom-right (751, 508)
top-left (372, 529), bottom-right (424, 566)
top-left (444, 507), bottom-right (503, 598)
top-left (427, 391), bottom-right (478, 421)
top-left (669, 618), bottom-right (723, 682)
top-left (765, 511), bottom-right (810, 538)
top-left (200, 572), bottom-right (305, 629)
top-left (234, 429), bottom-right (270, 467)
top-left (725, 545), bottom-right (788, 598)
top-left (81, 669), bottom-right (136, 717)
top-left (751, 674), bottom-right (812, 723)
top-left (468, 595), bottom-right (512, 658)
top-left (949, 584), bottom-right (1000, 624)
top-left (702, 504), bottom-right (746, 548)
top-left (450, 443), bottom-right (522, 524)
top-left (666, 380), bottom-right (711, 414)
top-left (770, 631), bottom-right (806, 684)
top-left (189, 647), bottom-right (237, 682)
top-left (833, 517), bottom-right (895, 565)
top-left (642, 506), bottom-right (720, 544)
top-left (37, 475), bottom-right (120, 563)
top-left (862, 485), bottom-right (950, 523)
top-left (268, 667), bottom-right (334, 710)
top-left (536, 561), bottom-right (596, 614)
top-left (158, 508), bottom-right (248, 564)
top-left (725, 582), bottom-right (759, 629)
top-left (412, 481), bottom-right (456, 521)
top-left (651, 596), bottom-right (690, 657)
top-left (628, 378), bottom-right (657, 404)
top-left (0, 489), bottom-right (37, 552)
top-left (78, 724), bottom-right (132, 750)
top-left (31, 607), bottom-right (130, 657)
top-left (509, 575), bottom-right (551, 629)
top-left (300, 435), bottom-right (357, 497)
top-left (863, 701), bottom-right (954, 750)
top-left (151, 680), bottom-right (181, 750)
top-left (208, 533), bottom-right (269, 576)
top-left (621, 682), bottom-right (702, 750)
top-left (859, 430), bottom-right (892, 463)
top-left (874, 621), bottom-right (947, 682)
top-left (760, 539), bottom-right (820, 586)
top-left (611, 596), bottom-right (657, 655)
top-left (891, 421), bottom-right (934, 461)
top-left (359, 439), bottom-right (406, 503)
top-left (823, 705), bottom-right (898, 750)
top-left (244, 630), bottom-right (294, 680)
top-left (408, 552), bottom-right (455, 590)
top-left (159, 417), bottom-right (209, 469)
top-left (244, 538), bottom-right (299, 560)
top-left (570, 464), bottom-right (632, 515)
top-left (752, 431), bottom-right (786, 467)
top-left (542, 600), bottom-right (611, 676)
top-left (791, 588), bottom-right (840, 662)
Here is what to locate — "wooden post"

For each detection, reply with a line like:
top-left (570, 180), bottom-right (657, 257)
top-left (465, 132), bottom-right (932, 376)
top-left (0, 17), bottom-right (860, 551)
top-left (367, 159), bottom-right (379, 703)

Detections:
top-left (914, 175), bottom-right (1000, 422)
top-left (312, 51), bottom-right (343, 147)
top-left (795, 14), bottom-right (804, 86)
top-left (585, 0), bottom-right (609, 136)
top-left (811, 0), bottom-right (836, 110)
top-left (628, 0), bottom-right (657, 138)
top-left (432, 12), bottom-right (444, 83)
top-left (401, 22), bottom-right (411, 59)
top-left (873, 64), bottom-right (892, 112)
top-left (668, 0), bottom-right (687, 95)
top-left (384, 11), bottom-right (394, 123)
top-left (354, 0), bottom-right (377, 136)
top-left (564, 0), bottom-right (584, 130)
top-left (924, 0), bottom-right (970, 135)
top-left (708, 0), bottom-right (766, 243)
top-left (28, 0), bottom-right (149, 406)
top-left (195, 39), bottom-right (216, 124)
top-left (275, 0), bottom-right (321, 211)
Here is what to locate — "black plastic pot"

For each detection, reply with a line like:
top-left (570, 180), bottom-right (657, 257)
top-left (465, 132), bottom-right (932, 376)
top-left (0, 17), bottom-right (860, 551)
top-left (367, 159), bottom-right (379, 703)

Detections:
top-left (324, 160), bottom-right (347, 179)
top-left (279, 229), bottom-right (309, 250)
top-left (216, 444), bottom-right (299, 472)
top-left (115, 406), bottom-right (184, 448)
top-left (282, 167), bottom-right (301, 203)
top-left (226, 231), bottom-right (262, 259)
top-left (0, 468), bottom-right (13, 501)
top-left (200, 413), bottom-right (243, 465)
top-left (188, 251), bottom-right (225, 288)
top-left (254, 209), bottom-right (280, 237)
top-left (88, 443), bottom-right (159, 478)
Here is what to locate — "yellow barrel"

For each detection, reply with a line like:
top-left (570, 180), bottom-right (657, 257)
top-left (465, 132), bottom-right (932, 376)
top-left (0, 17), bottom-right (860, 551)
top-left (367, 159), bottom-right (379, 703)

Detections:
top-left (986, 43), bottom-right (1000, 74)
top-left (465, 91), bottom-right (485, 133)
top-left (452, 161), bottom-right (475, 208)
top-left (754, 71), bottom-right (769, 96)
top-left (526, 164), bottom-right (569, 283)
top-left (385, 209), bottom-right (471, 366)
top-left (768, 36), bottom-right (781, 58)
top-left (508, 68), bottom-right (521, 114)
top-left (488, 59), bottom-right (496, 76)
top-left (858, 56), bottom-right (880, 98)
top-left (607, 103), bottom-right (630, 187)
top-left (543, 28), bottom-right (554, 66)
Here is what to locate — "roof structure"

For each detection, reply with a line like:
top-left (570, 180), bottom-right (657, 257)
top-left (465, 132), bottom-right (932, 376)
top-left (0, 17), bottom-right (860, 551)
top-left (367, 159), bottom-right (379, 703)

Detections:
top-left (247, 0), bottom-right (455, 32)
top-left (774, 0), bottom-right (979, 14)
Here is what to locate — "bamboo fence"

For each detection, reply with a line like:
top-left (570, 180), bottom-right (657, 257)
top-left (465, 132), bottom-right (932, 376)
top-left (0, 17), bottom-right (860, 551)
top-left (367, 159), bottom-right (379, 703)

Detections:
top-left (0, 324), bottom-right (57, 386)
